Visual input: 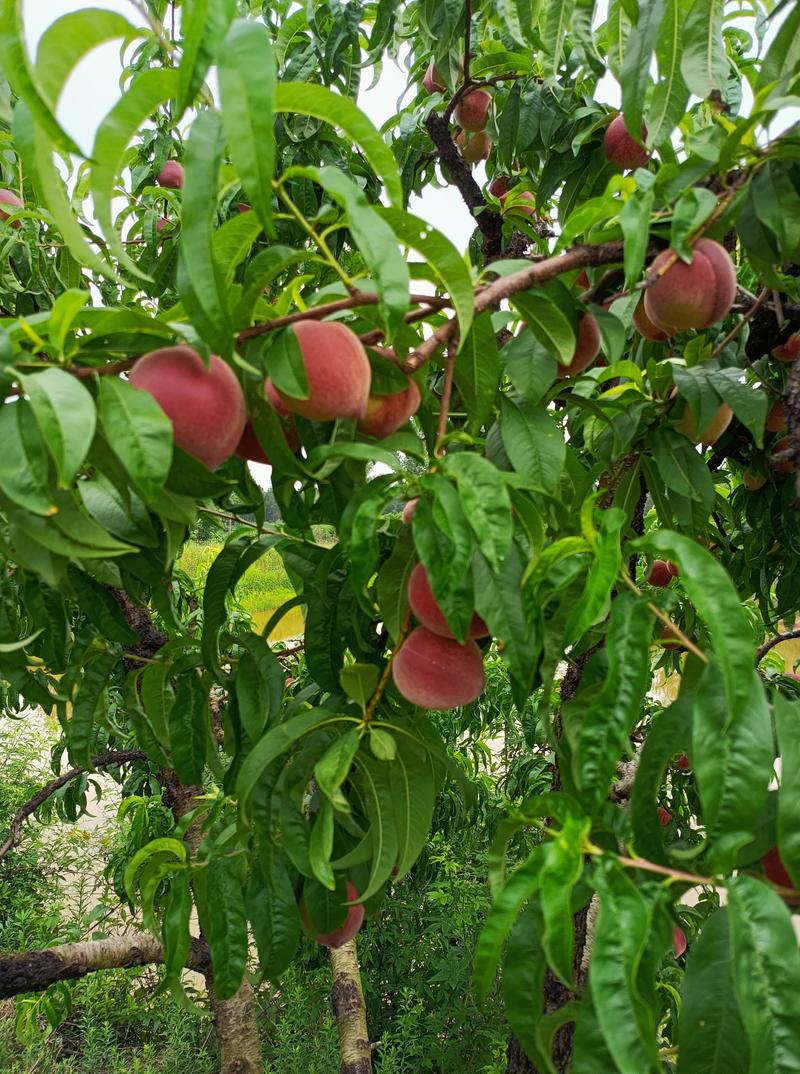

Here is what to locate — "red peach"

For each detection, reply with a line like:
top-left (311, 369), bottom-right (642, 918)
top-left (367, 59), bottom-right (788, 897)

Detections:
top-left (0, 189), bottom-right (24, 226)
top-left (603, 115), bottom-right (650, 170)
top-left (743, 470), bottom-right (767, 491)
top-left (661, 625), bottom-right (685, 651)
top-left (300, 881), bottom-right (365, 948)
top-left (129, 346), bottom-right (246, 470)
top-left (500, 190), bottom-right (536, 218)
top-left (770, 436), bottom-right (796, 474)
top-left (676, 754), bottom-right (690, 771)
top-left (648, 560), bottom-right (679, 587)
top-left (673, 926), bottom-right (687, 958)
top-left (358, 378), bottom-right (421, 438)
top-left (676, 402), bottom-right (733, 446)
top-left (392, 627), bottom-right (486, 710)
top-left (407, 563), bottom-right (489, 640)
top-left (762, 846), bottom-right (794, 889)
top-left (456, 129), bottom-right (492, 164)
top-left (644, 239), bottom-right (737, 331)
top-left (633, 298), bottom-right (673, 341)
top-left (488, 176), bottom-right (510, 198)
top-left (274, 321), bottom-right (372, 422)
top-left (556, 314), bottom-right (601, 378)
top-left (766, 401), bottom-right (787, 432)
top-left (423, 61), bottom-right (445, 94)
top-left (772, 333), bottom-right (800, 363)
top-left (402, 499), bottom-right (418, 524)
top-left (157, 161), bottom-right (185, 190)
top-left (454, 89), bottom-right (492, 132)
top-left (658, 806), bottom-right (672, 827)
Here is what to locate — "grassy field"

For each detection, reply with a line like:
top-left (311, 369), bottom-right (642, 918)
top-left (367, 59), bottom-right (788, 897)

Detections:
top-left (178, 540), bottom-right (296, 613)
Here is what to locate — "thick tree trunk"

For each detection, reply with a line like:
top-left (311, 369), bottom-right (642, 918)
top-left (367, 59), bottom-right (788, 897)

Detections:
top-left (330, 938), bottom-right (372, 1074)
top-left (0, 935), bottom-right (209, 999)
top-left (208, 978), bottom-right (264, 1074)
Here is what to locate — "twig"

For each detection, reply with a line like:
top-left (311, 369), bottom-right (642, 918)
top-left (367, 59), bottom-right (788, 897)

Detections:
top-left (363, 612), bottom-right (411, 724)
top-left (710, 287), bottom-right (770, 359)
top-left (787, 358), bottom-right (800, 504)
top-left (462, 0), bottom-right (472, 86)
top-left (618, 572), bottom-right (709, 664)
top-left (196, 506), bottom-right (321, 547)
top-left (756, 628), bottom-right (800, 662)
top-left (434, 345), bottom-right (457, 456)
top-left (0, 750), bottom-right (147, 862)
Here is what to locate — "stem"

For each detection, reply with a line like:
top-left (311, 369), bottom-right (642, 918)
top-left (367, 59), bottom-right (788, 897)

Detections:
top-left (196, 506), bottom-right (322, 547)
top-left (363, 612), bottom-right (411, 724)
top-left (275, 183), bottom-right (356, 293)
top-left (434, 345), bottom-right (457, 456)
top-left (618, 572), bottom-right (709, 664)
top-left (710, 287), bottom-right (770, 359)
top-left (756, 628), bottom-right (800, 662)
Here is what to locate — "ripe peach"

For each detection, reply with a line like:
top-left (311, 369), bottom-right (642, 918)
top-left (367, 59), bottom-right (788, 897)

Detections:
top-left (673, 926), bottom-right (687, 958)
top-left (300, 881), bottom-right (365, 948)
top-left (575, 271), bottom-right (590, 290)
top-left (661, 625), bottom-right (685, 651)
top-left (455, 89), bottom-right (492, 132)
top-left (648, 560), bottom-right (679, 587)
top-left (675, 401), bottom-right (733, 446)
top-left (603, 115), bottom-right (650, 170)
top-left (556, 314), bottom-right (601, 378)
top-left (157, 161), bottom-right (184, 190)
top-left (407, 563), bottom-right (489, 640)
top-left (358, 378), bottom-right (421, 438)
top-left (633, 298), bottom-right (673, 341)
top-left (762, 846), bottom-right (794, 889)
top-left (500, 190), bottom-right (536, 217)
top-left (274, 321), bottom-right (372, 422)
top-left (770, 436), bottom-right (796, 474)
top-left (392, 627), bottom-right (486, 710)
top-left (772, 333), bottom-right (800, 363)
top-left (456, 129), bottom-right (491, 164)
top-left (402, 499), bottom-right (418, 523)
top-left (423, 61), bottom-right (445, 94)
top-left (488, 176), bottom-right (510, 198)
top-left (644, 239), bottom-right (737, 331)
top-left (236, 384), bottom-right (301, 465)
top-left (0, 189), bottom-right (24, 226)
top-left (129, 346), bottom-right (246, 470)
top-left (265, 377), bottom-right (292, 418)
top-left (743, 469), bottom-right (767, 491)
top-left (766, 401), bottom-right (787, 432)
top-left (658, 806), bottom-right (672, 827)
top-left (676, 754), bottom-right (690, 771)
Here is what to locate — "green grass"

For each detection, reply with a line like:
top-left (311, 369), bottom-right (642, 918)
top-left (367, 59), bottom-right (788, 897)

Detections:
top-left (177, 541), bottom-right (296, 611)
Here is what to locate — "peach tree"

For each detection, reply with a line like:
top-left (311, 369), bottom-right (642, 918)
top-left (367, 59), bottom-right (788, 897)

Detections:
top-left (0, 1), bottom-right (800, 1073)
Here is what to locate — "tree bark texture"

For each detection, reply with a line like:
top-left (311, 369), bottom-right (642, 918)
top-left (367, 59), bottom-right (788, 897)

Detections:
top-left (0, 934), bottom-right (209, 999)
top-left (208, 977), bottom-right (265, 1074)
top-left (330, 938), bottom-right (372, 1074)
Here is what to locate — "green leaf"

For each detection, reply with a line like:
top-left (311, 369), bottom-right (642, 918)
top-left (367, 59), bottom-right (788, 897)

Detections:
top-left (756, 4), bottom-right (800, 91)
top-left (233, 246), bottom-right (306, 328)
top-left (177, 0), bottom-right (235, 113)
top-left (577, 593), bottom-right (653, 810)
top-left (502, 908), bottom-right (553, 1073)
top-left (246, 851), bottom-right (300, 980)
top-left (474, 846), bottom-right (545, 1002)
top-left (590, 861), bottom-right (661, 1074)
top-left (511, 290), bottom-right (576, 364)
top-left (234, 633), bottom-right (284, 743)
top-left (98, 377), bottom-right (173, 502)
top-left (218, 19), bottom-right (276, 238)
top-left (315, 728), bottom-right (360, 810)
top-left (774, 694), bottom-right (800, 889)
top-left (286, 166), bottom-right (409, 339)
top-left (274, 83), bottom-right (402, 206)
top-left (123, 838), bottom-right (187, 904)
top-left (713, 368), bottom-right (768, 448)
top-left (0, 629), bottom-right (43, 654)
top-left (728, 875), bottom-right (800, 1074)
top-left (500, 397), bottom-right (566, 493)
top-left (452, 312), bottom-right (500, 433)
top-left (0, 401), bottom-right (56, 515)
top-left (693, 659), bottom-right (772, 868)
top-left (68, 650), bottom-right (118, 767)
top-left (502, 329), bottom-right (558, 404)
top-left (162, 872), bottom-right (192, 993)
top-left (352, 752), bottom-right (398, 901)
top-left (139, 662), bottom-right (174, 754)
top-left (444, 454), bottom-right (513, 572)
top-left (169, 673), bottom-right (209, 785)
top-left (680, 0), bottom-right (728, 98)
top-left (36, 8), bottom-right (138, 108)
top-left (390, 732), bottom-right (440, 877)
top-left (540, 816), bottom-right (586, 986)
top-left (671, 188), bottom-right (719, 259)
top-left (632, 531), bottom-right (753, 712)
top-left (473, 544), bottom-right (541, 695)
top-left (648, 429), bottom-right (715, 508)
top-left (21, 369), bottom-right (95, 488)
top-left (376, 526), bottom-right (415, 643)
top-left (620, 189), bottom-right (655, 287)
top-left (178, 109), bottom-right (233, 357)
top-left (564, 508), bottom-right (625, 645)
top-left (339, 664), bottom-right (379, 713)
top-left (91, 68), bottom-right (180, 276)
top-left (677, 909), bottom-right (750, 1074)
top-left (647, 0), bottom-right (691, 146)
top-left (309, 798), bottom-right (336, 889)
top-left (196, 857), bottom-right (248, 1000)
top-left (543, 0), bottom-right (577, 77)
top-left (621, 0), bottom-right (667, 140)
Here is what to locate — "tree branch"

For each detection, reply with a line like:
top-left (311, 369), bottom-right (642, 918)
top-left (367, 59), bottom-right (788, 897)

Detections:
top-left (330, 938), bottom-right (373, 1074)
top-left (786, 356), bottom-right (800, 505)
top-left (0, 750), bottom-right (148, 863)
top-left (756, 628), bottom-right (800, 662)
top-left (0, 934), bottom-right (209, 999)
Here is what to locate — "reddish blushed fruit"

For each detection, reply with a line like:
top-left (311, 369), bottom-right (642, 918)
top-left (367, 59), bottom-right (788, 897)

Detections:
top-left (300, 881), bottom-right (365, 948)
top-left (402, 498), bottom-right (418, 524)
top-left (676, 754), bottom-right (690, 771)
top-left (644, 239), bottom-right (737, 331)
top-left (456, 129), bottom-right (492, 163)
top-left (0, 188), bottom-right (24, 226)
top-left (762, 846), bottom-right (794, 890)
top-left (658, 806), bottom-right (672, 827)
top-left (129, 346), bottom-right (246, 470)
top-left (673, 926), bottom-right (687, 958)
top-left (770, 436), bottom-right (796, 474)
top-left (157, 161), bottom-right (185, 190)
top-left (392, 627), bottom-right (486, 710)
top-left (488, 176), bottom-right (510, 198)
top-left (265, 378), bottom-right (292, 418)
top-left (423, 61), bottom-right (445, 94)
top-left (575, 271), bottom-right (590, 290)
top-left (772, 332), bottom-right (800, 363)
top-left (358, 378), bottom-right (421, 438)
top-left (766, 401), bottom-right (787, 432)
top-left (603, 115), bottom-right (650, 170)
top-left (556, 314), bottom-right (601, 379)
top-left (649, 560), bottom-right (679, 587)
top-left (662, 625), bottom-right (685, 651)
top-left (743, 470), bottom-right (767, 491)
top-left (236, 383), bottom-right (301, 465)
top-left (633, 298), bottom-right (673, 341)
top-left (274, 320), bottom-right (372, 422)
top-left (407, 562), bottom-right (489, 640)
top-left (500, 190), bottom-right (536, 217)
top-left (676, 402), bottom-right (733, 446)
top-left (454, 89), bottom-right (492, 132)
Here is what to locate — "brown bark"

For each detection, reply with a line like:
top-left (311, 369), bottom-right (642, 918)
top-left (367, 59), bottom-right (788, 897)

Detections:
top-left (0, 935), bottom-right (209, 999)
top-left (330, 938), bottom-right (372, 1074)
top-left (209, 978), bottom-right (265, 1074)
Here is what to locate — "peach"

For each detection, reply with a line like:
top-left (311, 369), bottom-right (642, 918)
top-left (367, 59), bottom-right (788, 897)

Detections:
top-left (743, 469), bottom-right (767, 491)
top-left (265, 377), bottom-right (292, 418)
top-left (762, 846), bottom-right (794, 889)
top-left (402, 499), bottom-right (418, 523)
top-left (407, 563), bottom-right (489, 640)
top-left (129, 346), bottom-right (246, 470)
top-left (633, 298), bottom-right (673, 341)
top-left (0, 188), bottom-right (24, 226)
top-left (673, 926), bottom-right (687, 958)
top-left (455, 89), bottom-right (492, 132)
top-left (392, 627), bottom-right (486, 710)
top-left (644, 239), bottom-right (737, 331)
top-left (770, 436), bottom-right (796, 474)
top-left (676, 401), bottom-right (733, 446)
top-left (423, 61), bottom-right (445, 94)
top-left (157, 161), bottom-right (184, 190)
top-left (456, 129), bottom-right (492, 164)
top-left (488, 176), bottom-right (510, 198)
top-left (273, 320), bottom-right (371, 422)
top-left (575, 271), bottom-right (590, 290)
top-left (235, 385), bottom-right (301, 465)
top-left (658, 806), bottom-right (672, 827)
top-left (661, 625), bottom-right (685, 651)
top-left (766, 401), bottom-right (787, 432)
top-left (648, 560), bottom-right (679, 587)
top-left (772, 333), bottom-right (800, 363)
top-left (300, 881), bottom-right (365, 948)
top-left (556, 314), bottom-right (601, 378)
top-left (676, 754), bottom-right (690, 771)
top-left (500, 190), bottom-right (536, 217)
top-left (358, 378), bottom-right (421, 438)
top-left (603, 115), bottom-right (649, 170)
